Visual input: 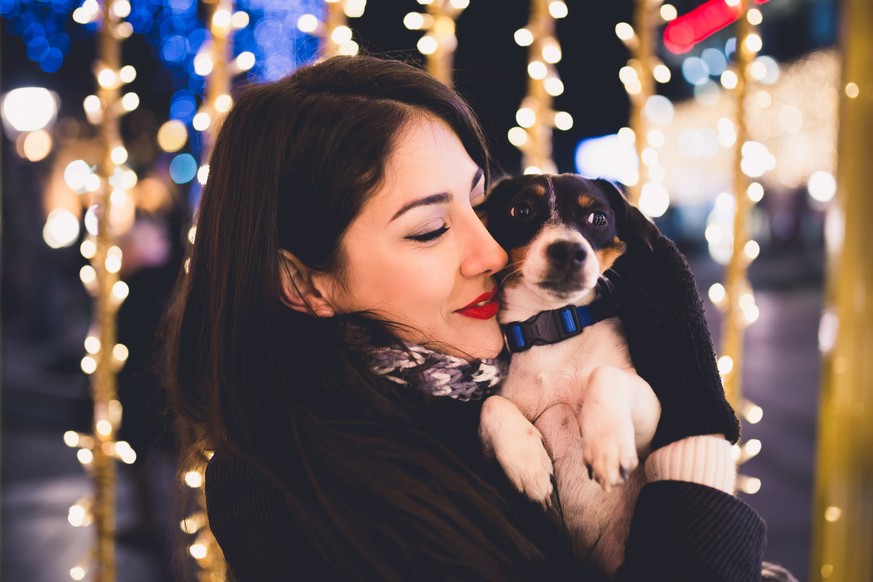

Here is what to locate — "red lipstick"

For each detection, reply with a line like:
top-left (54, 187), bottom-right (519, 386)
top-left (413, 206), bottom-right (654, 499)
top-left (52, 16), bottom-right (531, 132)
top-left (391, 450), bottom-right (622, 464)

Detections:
top-left (455, 291), bottom-right (499, 320)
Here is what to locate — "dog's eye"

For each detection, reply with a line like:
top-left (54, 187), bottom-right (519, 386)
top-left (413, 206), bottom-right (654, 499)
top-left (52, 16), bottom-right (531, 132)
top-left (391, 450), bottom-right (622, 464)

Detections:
top-left (510, 202), bottom-right (533, 218)
top-left (587, 211), bottom-right (608, 226)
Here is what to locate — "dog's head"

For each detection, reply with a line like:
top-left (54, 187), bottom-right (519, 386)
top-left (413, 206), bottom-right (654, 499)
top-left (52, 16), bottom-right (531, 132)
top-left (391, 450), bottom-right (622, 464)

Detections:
top-left (483, 173), bottom-right (654, 306)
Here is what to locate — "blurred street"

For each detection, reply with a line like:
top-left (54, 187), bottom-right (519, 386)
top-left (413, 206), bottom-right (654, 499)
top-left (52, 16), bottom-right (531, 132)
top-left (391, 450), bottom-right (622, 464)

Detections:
top-left (2, 245), bottom-right (822, 581)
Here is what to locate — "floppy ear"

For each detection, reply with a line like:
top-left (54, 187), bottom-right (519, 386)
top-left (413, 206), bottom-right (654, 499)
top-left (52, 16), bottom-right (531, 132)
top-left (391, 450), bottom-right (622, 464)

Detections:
top-left (595, 178), bottom-right (660, 252)
top-left (278, 250), bottom-right (336, 317)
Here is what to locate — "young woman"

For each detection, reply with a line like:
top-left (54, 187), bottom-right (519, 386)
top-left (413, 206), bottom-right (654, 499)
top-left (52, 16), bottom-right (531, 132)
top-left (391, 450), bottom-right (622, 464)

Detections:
top-left (163, 54), bottom-right (767, 580)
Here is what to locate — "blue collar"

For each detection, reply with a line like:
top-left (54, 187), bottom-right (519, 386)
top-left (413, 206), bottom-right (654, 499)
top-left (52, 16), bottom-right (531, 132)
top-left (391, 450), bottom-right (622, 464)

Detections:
top-left (501, 297), bottom-right (618, 353)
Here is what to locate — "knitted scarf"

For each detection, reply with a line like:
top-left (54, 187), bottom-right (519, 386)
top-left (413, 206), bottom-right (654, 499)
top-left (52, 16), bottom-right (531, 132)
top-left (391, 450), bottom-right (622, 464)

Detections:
top-left (342, 321), bottom-right (506, 402)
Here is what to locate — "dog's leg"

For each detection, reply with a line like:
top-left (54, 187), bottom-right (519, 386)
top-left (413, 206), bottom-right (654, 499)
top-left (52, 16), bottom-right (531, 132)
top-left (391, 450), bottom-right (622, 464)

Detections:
top-left (627, 373), bottom-right (660, 454)
top-left (579, 366), bottom-right (641, 491)
top-left (480, 395), bottom-right (554, 508)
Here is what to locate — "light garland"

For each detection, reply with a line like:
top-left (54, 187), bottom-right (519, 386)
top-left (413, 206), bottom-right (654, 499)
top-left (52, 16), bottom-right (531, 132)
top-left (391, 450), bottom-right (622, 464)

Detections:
top-left (297, 0), bottom-right (365, 58)
top-left (614, 0), bottom-right (676, 217)
top-left (61, 1), bottom-right (137, 580)
top-left (403, 0), bottom-right (468, 85)
top-left (508, 0), bottom-right (571, 175)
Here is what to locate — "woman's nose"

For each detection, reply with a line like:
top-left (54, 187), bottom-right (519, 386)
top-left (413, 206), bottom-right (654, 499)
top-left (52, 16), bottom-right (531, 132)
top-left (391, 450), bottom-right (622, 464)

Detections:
top-left (460, 215), bottom-right (508, 278)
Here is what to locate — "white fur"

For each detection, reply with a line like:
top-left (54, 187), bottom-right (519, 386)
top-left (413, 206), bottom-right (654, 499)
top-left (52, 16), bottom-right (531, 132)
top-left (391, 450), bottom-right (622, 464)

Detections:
top-left (479, 224), bottom-right (661, 575)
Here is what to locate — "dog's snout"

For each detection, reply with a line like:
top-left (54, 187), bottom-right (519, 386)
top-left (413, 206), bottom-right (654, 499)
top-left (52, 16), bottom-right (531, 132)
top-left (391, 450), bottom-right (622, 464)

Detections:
top-left (546, 241), bottom-right (587, 267)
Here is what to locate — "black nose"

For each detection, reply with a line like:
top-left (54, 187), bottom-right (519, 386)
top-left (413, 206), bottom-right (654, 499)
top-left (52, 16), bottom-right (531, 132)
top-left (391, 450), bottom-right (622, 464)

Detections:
top-left (546, 241), bottom-right (587, 267)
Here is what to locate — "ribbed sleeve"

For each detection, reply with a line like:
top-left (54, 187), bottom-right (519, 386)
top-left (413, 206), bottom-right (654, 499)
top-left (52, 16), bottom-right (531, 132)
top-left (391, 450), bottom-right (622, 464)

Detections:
top-left (617, 481), bottom-right (767, 582)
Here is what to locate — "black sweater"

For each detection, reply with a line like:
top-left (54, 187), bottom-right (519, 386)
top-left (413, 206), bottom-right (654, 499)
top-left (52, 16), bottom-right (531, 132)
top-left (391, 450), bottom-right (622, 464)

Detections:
top-left (205, 397), bottom-right (766, 582)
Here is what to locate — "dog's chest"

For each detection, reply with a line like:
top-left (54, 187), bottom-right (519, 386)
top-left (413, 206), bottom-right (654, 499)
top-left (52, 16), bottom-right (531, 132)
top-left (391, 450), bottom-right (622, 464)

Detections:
top-left (500, 317), bottom-right (633, 416)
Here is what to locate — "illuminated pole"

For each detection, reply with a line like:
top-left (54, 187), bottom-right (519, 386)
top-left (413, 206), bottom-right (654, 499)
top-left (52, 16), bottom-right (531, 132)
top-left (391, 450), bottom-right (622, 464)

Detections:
top-left (410, 0), bottom-right (468, 85)
top-left (627, 0), bottom-right (658, 206)
top-left (810, 0), bottom-right (873, 578)
top-left (508, 0), bottom-right (571, 175)
top-left (315, 0), bottom-right (363, 58)
top-left (719, 1), bottom-right (754, 415)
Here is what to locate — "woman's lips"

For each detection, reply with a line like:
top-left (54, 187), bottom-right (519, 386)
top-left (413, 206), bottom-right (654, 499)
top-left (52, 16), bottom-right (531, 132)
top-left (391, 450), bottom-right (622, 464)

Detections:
top-left (455, 291), bottom-right (499, 320)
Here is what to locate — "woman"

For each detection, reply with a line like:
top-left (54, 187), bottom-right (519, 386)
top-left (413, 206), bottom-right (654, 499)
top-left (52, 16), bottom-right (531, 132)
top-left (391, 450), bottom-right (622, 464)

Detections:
top-left (164, 54), bottom-right (767, 580)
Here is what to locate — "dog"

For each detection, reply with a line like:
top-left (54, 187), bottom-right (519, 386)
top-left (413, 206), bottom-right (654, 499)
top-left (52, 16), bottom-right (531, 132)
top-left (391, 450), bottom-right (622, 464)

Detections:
top-left (478, 173), bottom-right (662, 575)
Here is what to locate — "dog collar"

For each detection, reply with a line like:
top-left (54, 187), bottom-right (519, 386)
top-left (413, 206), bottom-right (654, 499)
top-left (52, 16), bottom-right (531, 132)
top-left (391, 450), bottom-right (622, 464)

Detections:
top-left (501, 298), bottom-right (618, 353)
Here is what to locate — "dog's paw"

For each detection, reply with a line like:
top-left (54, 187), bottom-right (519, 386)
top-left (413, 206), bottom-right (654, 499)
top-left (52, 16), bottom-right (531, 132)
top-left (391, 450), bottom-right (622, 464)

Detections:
top-left (494, 429), bottom-right (555, 508)
top-left (582, 435), bottom-right (639, 492)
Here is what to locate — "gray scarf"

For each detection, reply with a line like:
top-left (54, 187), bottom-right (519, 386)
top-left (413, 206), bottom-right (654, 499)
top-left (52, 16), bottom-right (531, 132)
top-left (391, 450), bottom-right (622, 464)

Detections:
top-left (343, 321), bottom-right (506, 402)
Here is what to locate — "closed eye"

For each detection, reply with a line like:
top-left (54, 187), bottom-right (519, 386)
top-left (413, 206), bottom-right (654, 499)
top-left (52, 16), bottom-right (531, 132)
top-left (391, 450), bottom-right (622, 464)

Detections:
top-left (406, 225), bottom-right (450, 242)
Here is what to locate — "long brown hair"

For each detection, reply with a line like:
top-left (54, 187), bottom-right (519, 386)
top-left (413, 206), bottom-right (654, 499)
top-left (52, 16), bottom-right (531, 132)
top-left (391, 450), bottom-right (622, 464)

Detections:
top-left (163, 55), bottom-right (546, 579)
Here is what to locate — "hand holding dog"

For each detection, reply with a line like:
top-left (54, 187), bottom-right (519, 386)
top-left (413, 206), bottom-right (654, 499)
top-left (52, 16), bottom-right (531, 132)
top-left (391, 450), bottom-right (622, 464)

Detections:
top-left (599, 180), bottom-right (741, 449)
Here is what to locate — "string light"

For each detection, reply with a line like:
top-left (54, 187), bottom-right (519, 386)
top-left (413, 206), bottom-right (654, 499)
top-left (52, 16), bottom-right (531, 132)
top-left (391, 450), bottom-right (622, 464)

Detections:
top-left (510, 0), bottom-right (569, 175)
top-left (405, 0), bottom-right (467, 84)
top-left (298, 1), bottom-right (365, 58)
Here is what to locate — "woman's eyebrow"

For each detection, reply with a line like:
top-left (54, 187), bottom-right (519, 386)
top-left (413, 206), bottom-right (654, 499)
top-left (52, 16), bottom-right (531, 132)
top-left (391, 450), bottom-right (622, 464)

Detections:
top-left (389, 168), bottom-right (484, 222)
top-left (390, 193), bottom-right (451, 222)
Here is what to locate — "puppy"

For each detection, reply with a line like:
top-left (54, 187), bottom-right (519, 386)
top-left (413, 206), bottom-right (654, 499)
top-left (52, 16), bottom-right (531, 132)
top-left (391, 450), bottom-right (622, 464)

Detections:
top-left (478, 173), bottom-right (661, 575)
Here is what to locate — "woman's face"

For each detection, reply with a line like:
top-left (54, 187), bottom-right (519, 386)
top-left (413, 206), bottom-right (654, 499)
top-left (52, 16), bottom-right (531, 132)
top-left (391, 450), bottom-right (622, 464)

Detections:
top-left (324, 116), bottom-right (508, 358)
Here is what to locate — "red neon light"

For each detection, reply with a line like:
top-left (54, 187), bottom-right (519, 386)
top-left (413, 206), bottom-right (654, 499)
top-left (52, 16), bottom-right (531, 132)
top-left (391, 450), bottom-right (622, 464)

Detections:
top-left (664, 0), bottom-right (770, 55)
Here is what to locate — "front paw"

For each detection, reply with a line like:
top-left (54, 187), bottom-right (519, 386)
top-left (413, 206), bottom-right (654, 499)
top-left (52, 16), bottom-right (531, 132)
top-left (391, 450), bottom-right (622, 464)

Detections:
top-left (494, 430), bottom-right (555, 509)
top-left (581, 424), bottom-right (639, 492)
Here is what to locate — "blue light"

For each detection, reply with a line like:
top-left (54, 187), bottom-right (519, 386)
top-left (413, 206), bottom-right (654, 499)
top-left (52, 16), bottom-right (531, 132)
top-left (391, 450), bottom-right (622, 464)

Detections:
top-left (169, 90), bottom-right (197, 122)
top-left (39, 47), bottom-right (64, 73)
top-left (161, 34), bottom-right (188, 63)
top-left (169, 153), bottom-right (198, 184)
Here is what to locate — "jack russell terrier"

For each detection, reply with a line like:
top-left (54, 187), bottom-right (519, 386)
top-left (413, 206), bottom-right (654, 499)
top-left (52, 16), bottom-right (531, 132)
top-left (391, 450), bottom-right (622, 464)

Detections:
top-left (478, 173), bottom-right (662, 575)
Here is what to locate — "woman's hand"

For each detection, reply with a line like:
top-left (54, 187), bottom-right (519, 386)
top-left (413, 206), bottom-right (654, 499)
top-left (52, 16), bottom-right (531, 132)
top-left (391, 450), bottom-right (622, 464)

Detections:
top-left (598, 180), bottom-right (740, 449)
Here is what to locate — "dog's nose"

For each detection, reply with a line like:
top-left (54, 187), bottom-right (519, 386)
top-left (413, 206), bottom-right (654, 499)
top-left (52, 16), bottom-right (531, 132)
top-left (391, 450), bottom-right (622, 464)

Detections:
top-left (546, 241), bottom-right (587, 266)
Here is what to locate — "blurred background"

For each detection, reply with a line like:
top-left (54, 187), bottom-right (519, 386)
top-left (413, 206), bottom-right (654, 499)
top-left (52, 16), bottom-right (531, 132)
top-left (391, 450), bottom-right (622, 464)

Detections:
top-left (2, 0), bottom-right (869, 580)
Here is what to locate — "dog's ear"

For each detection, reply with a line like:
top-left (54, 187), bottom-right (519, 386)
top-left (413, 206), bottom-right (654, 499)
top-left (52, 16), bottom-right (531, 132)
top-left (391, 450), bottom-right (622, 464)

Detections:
top-left (278, 250), bottom-right (336, 318)
top-left (594, 178), bottom-right (660, 252)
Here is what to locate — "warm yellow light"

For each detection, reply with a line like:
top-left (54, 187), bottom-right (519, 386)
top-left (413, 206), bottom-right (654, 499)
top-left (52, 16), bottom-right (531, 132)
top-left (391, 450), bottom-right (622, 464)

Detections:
top-left (619, 65), bottom-right (639, 85)
top-left (524, 166), bottom-right (543, 175)
top-left (215, 94), bottom-right (233, 113)
top-left (647, 129), bottom-right (665, 148)
top-left (21, 129), bottom-right (52, 161)
top-left (80, 265), bottom-right (97, 286)
top-left (64, 431), bottom-right (80, 447)
top-left (747, 182), bottom-right (764, 202)
top-left (197, 164), bottom-right (210, 185)
top-left (112, 280), bottom-right (129, 301)
top-left (747, 8), bottom-right (763, 25)
top-left (236, 51), bottom-right (256, 71)
top-left (81, 355), bottom-right (97, 375)
top-left (744, 33), bottom-right (763, 54)
top-left (717, 355), bottom-right (734, 376)
top-left (43, 208), bottom-right (80, 249)
top-left (97, 69), bottom-right (118, 90)
top-left (745, 403), bottom-right (764, 424)
top-left (450, 0), bottom-right (469, 8)
top-left (741, 476), bottom-right (761, 494)
top-left (824, 506), bottom-right (842, 522)
top-left (527, 61), bottom-right (547, 80)
top-left (544, 77), bottom-right (564, 96)
top-left (70, 566), bottom-right (87, 580)
top-left (189, 543), bottom-right (208, 560)
top-left (232, 11), bottom-right (250, 29)
top-left (708, 283), bottom-right (726, 305)
top-left (113, 343), bottom-right (129, 363)
top-left (548, 1), bottom-right (568, 19)
top-left (212, 8), bottom-right (232, 29)
top-left (744, 438), bottom-right (762, 458)
top-left (845, 82), bottom-right (860, 98)
top-left (96, 419), bottom-right (113, 437)
top-left (344, 0), bottom-right (367, 17)
top-left (122, 94), bottom-right (139, 114)
top-left (105, 255), bottom-right (122, 274)
top-left (417, 35), bottom-right (438, 55)
top-left (184, 470), bottom-right (204, 488)
top-left (541, 43), bottom-right (562, 64)
top-left (115, 440), bottom-right (137, 464)
top-left (614, 22), bottom-right (635, 42)
top-left (553, 111), bottom-right (573, 131)
top-left (507, 126), bottom-right (528, 147)
top-left (110, 146), bottom-right (128, 165)
top-left (331, 25), bottom-right (353, 45)
top-left (514, 28), bottom-right (533, 47)
top-left (639, 182), bottom-right (670, 218)
top-left (404, 12), bottom-right (425, 30)
top-left (297, 14), bottom-right (319, 33)
top-left (821, 564), bottom-right (834, 578)
top-left (77, 448), bottom-right (94, 464)
top-left (721, 70), bottom-right (738, 90)
top-left (653, 64), bottom-right (671, 83)
top-left (337, 41), bottom-right (359, 56)
top-left (744, 240), bottom-right (760, 260)
top-left (516, 108), bottom-right (536, 128)
top-left (68, 504), bottom-right (88, 527)
top-left (192, 112), bottom-right (211, 132)
top-left (112, 0), bottom-right (131, 18)
top-left (618, 127), bottom-right (636, 144)
top-left (84, 335), bottom-right (101, 354)
top-left (157, 120), bottom-right (188, 152)
top-left (660, 4), bottom-right (677, 21)
top-left (194, 53), bottom-right (214, 77)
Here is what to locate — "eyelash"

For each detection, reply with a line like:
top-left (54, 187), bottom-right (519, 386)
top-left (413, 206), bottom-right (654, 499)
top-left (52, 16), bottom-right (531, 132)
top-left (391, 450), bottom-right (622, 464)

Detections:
top-left (407, 225), bottom-right (450, 242)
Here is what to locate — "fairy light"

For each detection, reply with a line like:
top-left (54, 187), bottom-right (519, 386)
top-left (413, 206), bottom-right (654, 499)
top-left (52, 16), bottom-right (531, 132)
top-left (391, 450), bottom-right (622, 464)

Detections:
top-left (510, 0), bottom-right (569, 175)
top-left (309, 1), bottom-right (366, 58)
top-left (615, 0), bottom-right (673, 213)
top-left (403, 0), bottom-right (466, 84)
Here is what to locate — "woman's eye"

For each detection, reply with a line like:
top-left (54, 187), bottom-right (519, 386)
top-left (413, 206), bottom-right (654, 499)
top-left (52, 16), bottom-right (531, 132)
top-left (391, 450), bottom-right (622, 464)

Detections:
top-left (587, 211), bottom-right (608, 226)
top-left (406, 225), bottom-right (450, 242)
top-left (510, 202), bottom-right (532, 218)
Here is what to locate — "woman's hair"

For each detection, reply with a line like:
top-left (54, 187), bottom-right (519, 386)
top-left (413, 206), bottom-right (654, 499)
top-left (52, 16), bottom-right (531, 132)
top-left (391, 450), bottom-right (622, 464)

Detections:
top-left (162, 55), bottom-right (544, 578)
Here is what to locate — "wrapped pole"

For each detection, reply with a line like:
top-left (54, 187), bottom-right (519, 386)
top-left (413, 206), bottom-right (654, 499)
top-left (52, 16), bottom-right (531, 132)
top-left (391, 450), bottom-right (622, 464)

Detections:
top-left (810, 0), bottom-right (873, 578)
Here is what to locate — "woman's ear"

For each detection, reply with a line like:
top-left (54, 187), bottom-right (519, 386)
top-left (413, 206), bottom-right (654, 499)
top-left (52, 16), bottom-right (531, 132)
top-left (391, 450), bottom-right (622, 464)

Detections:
top-left (278, 250), bottom-right (336, 317)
